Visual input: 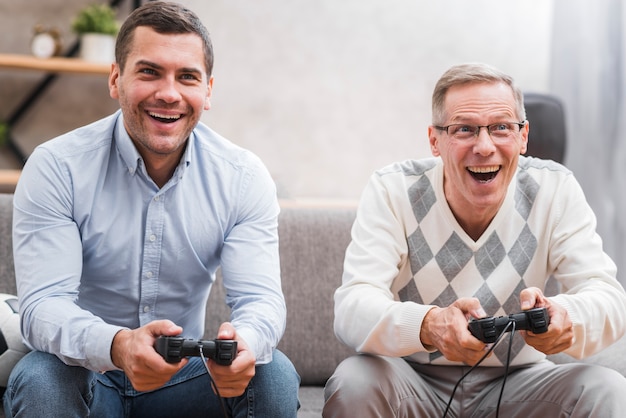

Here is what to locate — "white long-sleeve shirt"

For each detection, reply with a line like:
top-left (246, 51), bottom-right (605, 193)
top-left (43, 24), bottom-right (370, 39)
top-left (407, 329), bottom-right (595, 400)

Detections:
top-left (335, 156), bottom-right (626, 367)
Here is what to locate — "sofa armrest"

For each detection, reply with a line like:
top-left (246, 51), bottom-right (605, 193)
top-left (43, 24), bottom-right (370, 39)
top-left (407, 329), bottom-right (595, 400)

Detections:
top-left (0, 194), bottom-right (17, 295)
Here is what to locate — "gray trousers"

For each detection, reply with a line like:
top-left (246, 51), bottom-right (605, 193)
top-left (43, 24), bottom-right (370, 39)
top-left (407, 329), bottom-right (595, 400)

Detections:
top-left (323, 354), bottom-right (626, 417)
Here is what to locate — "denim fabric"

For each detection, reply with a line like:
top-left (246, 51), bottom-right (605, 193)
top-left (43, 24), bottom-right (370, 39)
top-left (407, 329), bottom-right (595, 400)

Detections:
top-left (4, 350), bottom-right (300, 418)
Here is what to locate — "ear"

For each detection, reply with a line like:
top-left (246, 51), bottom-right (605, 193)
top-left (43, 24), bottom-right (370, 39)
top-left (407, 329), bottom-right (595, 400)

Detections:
top-left (428, 125), bottom-right (441, 157)
top-left (519, 121), bottom-right (529, 155)
top-left (204, 76), bottom-right (214, 111)
top-left (108, 63), bottom-right (120, 100)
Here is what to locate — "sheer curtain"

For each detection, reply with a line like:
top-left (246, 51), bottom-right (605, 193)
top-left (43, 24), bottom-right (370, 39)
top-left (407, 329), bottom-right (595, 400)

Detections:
top-left (550, 0), bottom-right (626, 285)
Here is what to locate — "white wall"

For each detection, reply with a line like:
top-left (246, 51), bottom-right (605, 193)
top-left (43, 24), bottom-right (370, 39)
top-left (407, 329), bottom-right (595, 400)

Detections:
top-left (189, 0), bottom-right (554, 199)
top-left (1, 0), bottom-right (554, 199)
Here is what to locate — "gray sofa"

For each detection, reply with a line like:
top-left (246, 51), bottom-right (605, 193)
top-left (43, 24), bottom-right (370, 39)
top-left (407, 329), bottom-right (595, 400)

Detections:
top-left (0, 193), bottom-right (625, 417)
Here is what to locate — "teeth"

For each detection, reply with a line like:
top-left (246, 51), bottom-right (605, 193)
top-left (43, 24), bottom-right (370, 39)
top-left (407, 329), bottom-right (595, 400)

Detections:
top-left (149, 112), bottom-right (181, 120)
top-left (468, 165), bottom-right (499, 173)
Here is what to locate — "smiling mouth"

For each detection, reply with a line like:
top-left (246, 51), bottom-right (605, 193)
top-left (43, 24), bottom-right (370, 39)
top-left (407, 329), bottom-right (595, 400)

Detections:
top-left (149, 111), bottom-right (182, 124)
top-left (467, 165), bottom-right (500, 182)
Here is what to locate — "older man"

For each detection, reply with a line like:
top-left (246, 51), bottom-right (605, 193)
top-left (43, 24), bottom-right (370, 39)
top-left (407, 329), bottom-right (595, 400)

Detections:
top-left (324, 63), bottom-right (626, 417)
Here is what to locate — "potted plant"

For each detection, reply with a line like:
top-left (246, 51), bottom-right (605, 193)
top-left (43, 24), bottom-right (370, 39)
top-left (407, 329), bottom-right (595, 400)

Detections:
top-left (0, 123), bottom-right (8, 147)
top-left (71, 4), bottom-right (119, 63)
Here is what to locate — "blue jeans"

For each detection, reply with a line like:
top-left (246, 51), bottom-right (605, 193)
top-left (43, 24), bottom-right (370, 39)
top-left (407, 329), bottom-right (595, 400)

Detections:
top-left (4, 350), bottom-right (300, 417)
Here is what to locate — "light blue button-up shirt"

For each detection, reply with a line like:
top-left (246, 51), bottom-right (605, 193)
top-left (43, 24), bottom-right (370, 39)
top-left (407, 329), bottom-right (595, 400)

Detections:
top-left (12, 111), bottom-right (285, 372)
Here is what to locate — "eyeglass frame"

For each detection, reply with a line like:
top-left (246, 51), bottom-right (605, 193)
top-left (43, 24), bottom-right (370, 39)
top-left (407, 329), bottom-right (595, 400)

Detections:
top-left (433, 121), bottom-right (527, 141)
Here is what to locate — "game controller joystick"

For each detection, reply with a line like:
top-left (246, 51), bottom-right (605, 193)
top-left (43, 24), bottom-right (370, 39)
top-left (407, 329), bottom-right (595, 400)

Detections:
top-left (468, 307), bottom-right (550, 343)
top-left (155, 336), bottom-right (237, 366)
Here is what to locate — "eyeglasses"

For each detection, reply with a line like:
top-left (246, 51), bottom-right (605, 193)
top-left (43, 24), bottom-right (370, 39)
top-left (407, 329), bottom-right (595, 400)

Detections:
top-left (434, 122), bottom-right (526, 142)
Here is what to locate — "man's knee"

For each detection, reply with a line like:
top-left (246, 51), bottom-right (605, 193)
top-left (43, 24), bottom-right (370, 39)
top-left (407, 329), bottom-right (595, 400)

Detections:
top-left (324, 354), bottom-right (427, 417)
top-left (248, 350), bottom-right (299, 416)
top-left (4, 351), bottom-right (95, 417)
top-left (8, 350), bottom-right (92, 387)
top-left (572, 364), bottom-right (626, 415)
top-left (253, 349), bottom-right (300, 394)
top-left (325, 355), bottom-right (402, 402)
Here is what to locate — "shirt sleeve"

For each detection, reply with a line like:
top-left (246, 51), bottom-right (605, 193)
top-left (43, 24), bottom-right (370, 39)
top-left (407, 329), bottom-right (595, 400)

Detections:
top-left (546, 174), bottom-right (626, 358)
top-left (13, 148), bottom-right (124, 372)
top-left (333, 172), bottom-right (435, 356)
top-left (218, 154), bottom-right (285, 364)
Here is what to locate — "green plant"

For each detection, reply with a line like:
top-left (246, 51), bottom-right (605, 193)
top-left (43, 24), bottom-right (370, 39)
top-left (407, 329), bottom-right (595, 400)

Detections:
top-left (71, 4), bottom-right (119, 36)
top-left (0, 123), bottom-right (8, 147)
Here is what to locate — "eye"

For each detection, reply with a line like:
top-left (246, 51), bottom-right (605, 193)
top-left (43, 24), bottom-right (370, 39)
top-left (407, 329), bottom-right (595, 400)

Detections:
top-left (181, 73), bottom-right (199, 80)
top-left (450, 125), bottom-right (476, 136)
top-left (139, 68), bottom-right (157, 76)
top-left (491, 123), bottom-right (510, 132)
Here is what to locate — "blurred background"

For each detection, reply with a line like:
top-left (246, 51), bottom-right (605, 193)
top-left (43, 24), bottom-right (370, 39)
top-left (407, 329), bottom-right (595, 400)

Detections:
top-left (0, 0), bottom-right (554, 197)
top-left (0, 0), bottom-right (624, 282)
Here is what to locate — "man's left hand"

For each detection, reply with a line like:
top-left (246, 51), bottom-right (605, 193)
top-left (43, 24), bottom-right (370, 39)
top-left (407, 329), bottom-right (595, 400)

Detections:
top-left (208, 322), bottom-right (256, 398)
top-left (519, 287), bottom-right (574, 355)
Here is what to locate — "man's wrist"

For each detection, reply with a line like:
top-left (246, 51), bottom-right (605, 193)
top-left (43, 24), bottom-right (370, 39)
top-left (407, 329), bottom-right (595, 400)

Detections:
top-left (110, 328), bottom-right (131, 370)
top-left (420, 306), bottom-right (440, 349)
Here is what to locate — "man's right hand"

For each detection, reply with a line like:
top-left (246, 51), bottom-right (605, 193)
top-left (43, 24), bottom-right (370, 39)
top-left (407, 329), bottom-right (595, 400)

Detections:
top-left (420, 298), bottom-right (490, 365)
top-left (111, 319), bottom-right (187, 392)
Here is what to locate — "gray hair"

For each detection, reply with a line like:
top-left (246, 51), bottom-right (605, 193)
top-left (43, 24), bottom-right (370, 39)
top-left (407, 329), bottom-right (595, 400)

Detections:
top-left (431, 63), bottom-right (525, 125)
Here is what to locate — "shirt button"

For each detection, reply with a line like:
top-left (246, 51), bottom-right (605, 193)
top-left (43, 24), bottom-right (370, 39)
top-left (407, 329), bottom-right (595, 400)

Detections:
top-left (149, 234), bottom-right (156, 242)
top-left (143, 306), bottom-right (150, 313)
top-left (146, 271), bottom-right (153, 279)
top-left (154, 196), bottom-right (160, 201)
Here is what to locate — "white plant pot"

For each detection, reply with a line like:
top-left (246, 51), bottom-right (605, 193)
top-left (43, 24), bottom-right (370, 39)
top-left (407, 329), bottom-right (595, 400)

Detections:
top-left (79, 33), bottom-right (115, 64)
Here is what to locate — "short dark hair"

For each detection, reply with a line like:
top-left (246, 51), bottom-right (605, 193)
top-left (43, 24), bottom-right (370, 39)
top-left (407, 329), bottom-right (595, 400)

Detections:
top-left (115, 1), bottom-right (214, 75)
top-left (431, 63), bottom-right (525, 125)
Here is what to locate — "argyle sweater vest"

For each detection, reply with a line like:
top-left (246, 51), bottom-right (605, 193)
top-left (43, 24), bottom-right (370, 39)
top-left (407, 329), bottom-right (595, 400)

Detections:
top-left (337, 155), bottom-right (623, 366)
top-left (393, 157), bottom-right (559, 365)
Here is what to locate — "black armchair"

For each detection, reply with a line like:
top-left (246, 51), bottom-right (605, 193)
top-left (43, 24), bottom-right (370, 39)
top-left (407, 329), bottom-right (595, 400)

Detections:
top-left (523, 92), bottom-right (567, 164)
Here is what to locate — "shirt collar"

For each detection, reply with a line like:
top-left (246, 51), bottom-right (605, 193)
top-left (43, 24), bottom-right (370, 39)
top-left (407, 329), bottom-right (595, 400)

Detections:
top-left (114, 111), bottom-right (142, 176)
top-left (114, 110), bottom-right (195, 178)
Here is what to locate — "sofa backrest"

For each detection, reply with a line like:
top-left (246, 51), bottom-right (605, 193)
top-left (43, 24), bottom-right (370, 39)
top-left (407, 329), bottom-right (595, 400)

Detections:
top-left (0, 194), bottom-right (356, 385)
top-left (206, 202), bottom-right (357, 385)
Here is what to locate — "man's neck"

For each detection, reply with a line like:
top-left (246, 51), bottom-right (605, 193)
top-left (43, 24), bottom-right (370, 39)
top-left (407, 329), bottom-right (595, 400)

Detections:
top-left (143, 152), bottom-right (183, 188)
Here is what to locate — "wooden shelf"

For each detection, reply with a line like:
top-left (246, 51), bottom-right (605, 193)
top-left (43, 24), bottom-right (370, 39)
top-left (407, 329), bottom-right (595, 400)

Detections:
top-left (0, 53), bottom-right (110, 75)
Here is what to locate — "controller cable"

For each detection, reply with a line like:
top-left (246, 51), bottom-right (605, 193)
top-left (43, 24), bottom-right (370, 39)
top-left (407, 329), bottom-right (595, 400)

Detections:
top-left (442, 320), bottom-right (516, 418)
top-left (198, 344), bottom-right (229, 418)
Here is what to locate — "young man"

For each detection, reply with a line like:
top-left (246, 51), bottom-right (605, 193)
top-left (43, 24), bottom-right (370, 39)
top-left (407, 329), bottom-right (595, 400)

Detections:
top-left (324, 63), bottom-right (626, 417)
top-left (5, 2), bottom-right (299, 417)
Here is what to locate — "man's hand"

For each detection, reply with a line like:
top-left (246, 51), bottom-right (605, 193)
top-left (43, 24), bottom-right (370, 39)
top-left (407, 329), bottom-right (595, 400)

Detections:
top-left (207, 322), bottom-right (256, 398)
top-left (420, 298), bottom-right (490, 365)
top-left (520, 287), bottom-right (574, 354)
top-left (111, 320), bottom-right (187, 392)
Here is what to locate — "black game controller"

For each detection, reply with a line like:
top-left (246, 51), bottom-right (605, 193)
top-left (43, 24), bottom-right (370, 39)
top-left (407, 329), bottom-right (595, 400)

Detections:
top-left (468, 307), bottom-right (550, 343)
top-left (155, 336), bottom-right (237, 366)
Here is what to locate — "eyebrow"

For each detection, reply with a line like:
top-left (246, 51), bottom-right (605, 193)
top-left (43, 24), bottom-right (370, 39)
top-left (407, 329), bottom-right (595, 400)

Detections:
top-left (449, 113), bottom-right (517, 124)
top-left (135, 59), bottom-right (203, 76)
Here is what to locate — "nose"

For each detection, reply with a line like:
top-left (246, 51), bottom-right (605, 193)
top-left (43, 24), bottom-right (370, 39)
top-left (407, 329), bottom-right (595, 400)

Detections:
top-left (154, 77), bottom-right (182, 103)
top-left (473, 127), bottom-right (496, 155)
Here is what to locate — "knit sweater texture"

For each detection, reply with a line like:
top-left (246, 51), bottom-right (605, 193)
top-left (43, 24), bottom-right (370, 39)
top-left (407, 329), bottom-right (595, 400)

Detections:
top-left (334, 156), bottom-right (626, 367)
